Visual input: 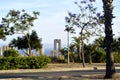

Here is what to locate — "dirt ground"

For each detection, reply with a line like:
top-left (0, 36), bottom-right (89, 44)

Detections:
top-left (47, 63), bottom-right (106, 69)
top-left (47, 63), bottom-right (120, 79)
top-left (47, 63), bottom-right (120, 68)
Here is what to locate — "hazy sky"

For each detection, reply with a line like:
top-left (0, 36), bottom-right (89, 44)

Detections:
top-left (0, 0), bottom-right (120, 47)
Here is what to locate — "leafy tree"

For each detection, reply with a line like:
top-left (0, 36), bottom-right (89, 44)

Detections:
top-left (65, 0), bottom-right (103, 67)
top-left (0, 24), bottom-right (9, 40)
top-left (1, 10), bottom-right (40, 55)
top-left (60, 47), bottom-right (68, 60)
top-left (9, 30), bottom-right (42, 56)
top-left (102, 0), bottom-right (116, 78)
top-left (0, 28), bottom-right (5, 39)
top-left (30, 30), bottom-right (42, 50)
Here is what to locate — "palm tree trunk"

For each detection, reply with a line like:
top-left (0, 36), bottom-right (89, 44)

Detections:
top-left (89, 53), bottom-right (92, 64)
top-left (78, 47), bottom-right (82, 61)
top-left (102, 0), bottom-right (116, 78)
top-left (81, 41), bottom-right (85, 67)
top-left (67, 32), bottom-right (70, 64)
top-left (81, 33), bottom-right (85, 67)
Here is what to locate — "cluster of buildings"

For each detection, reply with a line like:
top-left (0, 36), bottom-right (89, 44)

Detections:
top-left (0, 46), bottom-right (12, 57)
top-left (0, 39), bottom-right (62, 57)
top-left (0, 46), bottom-right (44, 57)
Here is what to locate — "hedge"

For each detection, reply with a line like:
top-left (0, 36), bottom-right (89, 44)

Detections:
top-left (0, 56), bottom-right (51, 70)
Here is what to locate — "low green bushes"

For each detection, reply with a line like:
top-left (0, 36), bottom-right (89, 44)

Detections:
top-left (0, 56), bottom-right (51, 70)
top-left (49, 57), bottom-right (66, 63)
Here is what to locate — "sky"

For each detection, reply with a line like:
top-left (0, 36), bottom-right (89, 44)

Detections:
top-left (0, 0), bottom-right (120, 48)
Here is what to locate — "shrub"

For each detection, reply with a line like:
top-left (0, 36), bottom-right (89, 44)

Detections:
top-left (49, 57), bottom-right (66, 63)
top-left (3, 49), bottom-right (19, 57)
top-left (113, 52), bottom-right (120, 63)
top-left (92, 50), bottom-right (106, 63)
top-left (0, 56), bottom-right (50, 70)
top-left (0, 57), bottom-right (12, 69)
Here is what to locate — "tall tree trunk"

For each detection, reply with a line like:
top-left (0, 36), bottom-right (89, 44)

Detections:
top-left (89, 53), bottom-right (92, 64)
top-left (78, 46), bottom-right (82, 61)
top-left (28, 41), bottom-right (31, 56)
top-left (102, 0), bottom-right (116, 78)
top-left (81, 41), bottom-right (85, 67)
top-left (26, 34), bottom-right (31, 56)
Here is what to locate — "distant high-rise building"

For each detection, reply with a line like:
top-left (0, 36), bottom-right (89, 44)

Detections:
top-left (53, 39), bottom-right (61, 57)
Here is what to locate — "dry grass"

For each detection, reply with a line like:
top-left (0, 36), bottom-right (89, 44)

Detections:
top-left (47, 63), bottom-right (120, 79)
top-left (47, 63), bottom-right (106, 69)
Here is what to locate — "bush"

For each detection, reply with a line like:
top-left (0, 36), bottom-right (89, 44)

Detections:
top-left (49, 57), bottom-right (66, 63)
top-left (113, 52), bottom-right (120, 63)
top-left (3, 49), bottom-right (19, 57)
top-left (0, 56), bottom-right (51, 70)
top-left (92, 50), bottom-right (106, 63)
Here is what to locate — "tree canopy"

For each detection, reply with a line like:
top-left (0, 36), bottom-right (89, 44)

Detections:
top-left (1, 10), bottom-right (39, 35)
top-left (9, 30), bottom-right (42, 50)
top-left (65, 0), bottom-right (103, 67)
top-left (1, 10), bottom-right (40, 55)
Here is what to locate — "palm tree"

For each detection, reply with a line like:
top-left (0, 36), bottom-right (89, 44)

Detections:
top-left (102, 0), bottom-right (116, 78)
top-left (69, 44), bottom-right (75, 63)
top-left (64, 25), bottom-right (75, 64)
top-left (72, 36), bottom-right (82, 62)
top-left (60, 47), bottom-right (68, 60)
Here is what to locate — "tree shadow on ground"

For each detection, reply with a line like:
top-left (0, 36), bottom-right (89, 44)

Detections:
top-left (72, 73), bottom-right (120, 80)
